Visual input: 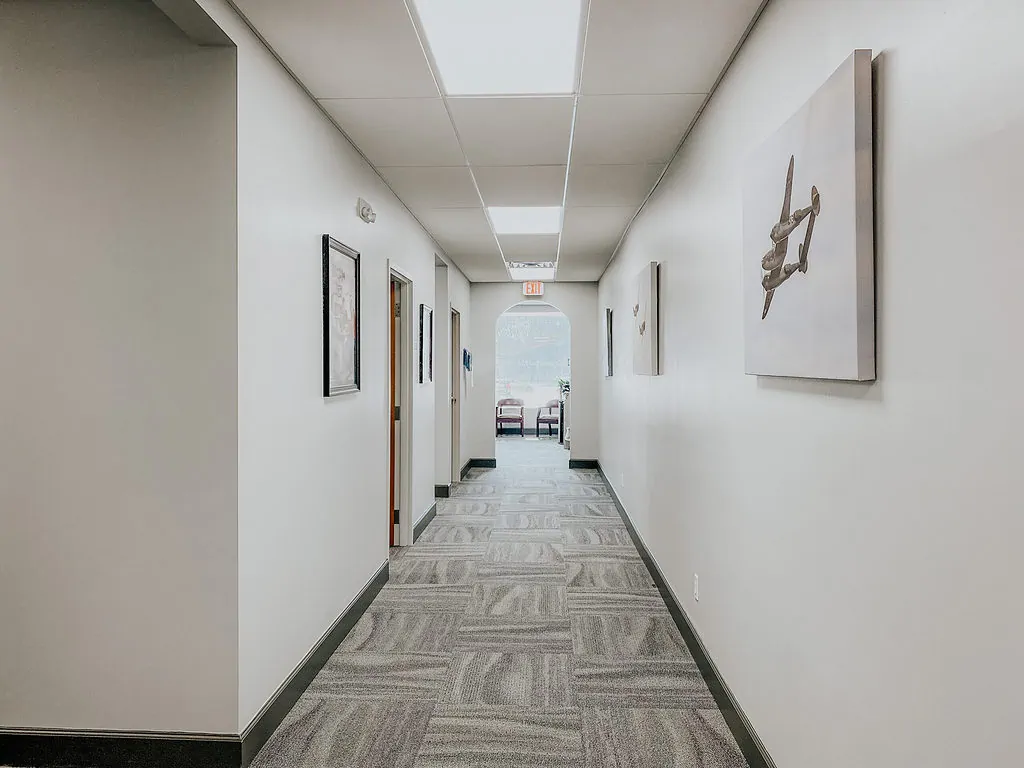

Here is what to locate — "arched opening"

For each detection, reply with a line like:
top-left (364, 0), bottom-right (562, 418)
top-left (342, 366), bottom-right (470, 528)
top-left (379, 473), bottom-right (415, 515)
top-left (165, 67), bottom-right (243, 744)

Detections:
top-left (494, 301), bottom-right (570, 467)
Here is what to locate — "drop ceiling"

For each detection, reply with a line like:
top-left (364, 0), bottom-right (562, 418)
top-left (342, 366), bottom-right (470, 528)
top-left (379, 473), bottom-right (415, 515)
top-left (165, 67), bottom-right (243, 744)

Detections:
top-left (229, 0), bottom-right (765, 282)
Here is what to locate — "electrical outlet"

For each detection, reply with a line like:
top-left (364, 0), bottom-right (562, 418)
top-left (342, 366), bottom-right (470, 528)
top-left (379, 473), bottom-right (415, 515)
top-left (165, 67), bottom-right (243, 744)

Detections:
top-left (693, 573), bottom-right (699, 602)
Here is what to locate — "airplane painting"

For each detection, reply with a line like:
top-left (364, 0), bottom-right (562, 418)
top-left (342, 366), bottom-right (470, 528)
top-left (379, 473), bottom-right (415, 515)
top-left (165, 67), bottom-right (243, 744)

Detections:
top-left (632, 261), bottom-right (659, 375)
top-left (742, 49), bottom-right (875, 381)
top-left (760, 154), bottom-right (820, 319)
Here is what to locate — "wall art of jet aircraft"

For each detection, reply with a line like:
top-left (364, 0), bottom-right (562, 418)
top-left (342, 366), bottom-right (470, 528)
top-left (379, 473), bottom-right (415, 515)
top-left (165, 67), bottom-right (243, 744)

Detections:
top-left (760, 154), bottom-right (820, 319)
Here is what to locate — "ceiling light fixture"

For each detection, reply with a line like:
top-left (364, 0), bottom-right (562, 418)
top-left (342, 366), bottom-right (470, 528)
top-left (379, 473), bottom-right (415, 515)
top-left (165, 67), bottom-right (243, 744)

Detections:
top-left (489, 206), bottom-right (563, 235)
top-left (412, 0), bottom-right (581, 96)
top-left (508, 261), bottom-right (556, 281)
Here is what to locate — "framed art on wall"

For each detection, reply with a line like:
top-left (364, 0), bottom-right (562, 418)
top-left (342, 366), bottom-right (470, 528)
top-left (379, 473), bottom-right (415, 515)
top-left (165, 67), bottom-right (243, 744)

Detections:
top-left (322, 235), bottom-right (360, 396)
top-left (633, 262), bottom-right (659, 376)
top-left (743, 50), bottom-right (875, 381)
top-left (419, 304), bottom-right (433, 383)
top-left (605, 308), bottom-right (614, 377)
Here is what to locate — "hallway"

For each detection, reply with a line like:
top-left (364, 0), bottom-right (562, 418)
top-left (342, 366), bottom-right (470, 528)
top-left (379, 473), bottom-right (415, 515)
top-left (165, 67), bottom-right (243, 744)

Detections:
top-left (9, 2), bottom-right (1024, 767)
top-left (251, 448), bottom-right (747, 768)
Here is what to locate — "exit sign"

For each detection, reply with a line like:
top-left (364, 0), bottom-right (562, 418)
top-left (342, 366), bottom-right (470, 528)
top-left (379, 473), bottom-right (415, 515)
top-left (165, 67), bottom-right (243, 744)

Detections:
top-left (522, 281), bottom-right (545, 296)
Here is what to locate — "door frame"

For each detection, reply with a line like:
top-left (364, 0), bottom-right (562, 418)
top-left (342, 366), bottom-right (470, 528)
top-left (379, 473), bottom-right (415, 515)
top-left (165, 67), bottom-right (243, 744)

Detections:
top-left (450, 308), bottom-right (461, 484)
top-left (388, 265), bottom-right (414, 547)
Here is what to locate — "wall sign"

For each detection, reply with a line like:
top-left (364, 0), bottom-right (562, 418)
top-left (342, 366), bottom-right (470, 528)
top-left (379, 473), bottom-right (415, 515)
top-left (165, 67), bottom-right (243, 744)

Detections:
top-left (522, 281), bottom-right (544, 297)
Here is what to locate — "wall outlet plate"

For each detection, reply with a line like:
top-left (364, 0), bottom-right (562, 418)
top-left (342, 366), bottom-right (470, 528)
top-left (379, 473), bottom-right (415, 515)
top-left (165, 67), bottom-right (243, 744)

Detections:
top-left (693, 573), bottom-right (699, 602)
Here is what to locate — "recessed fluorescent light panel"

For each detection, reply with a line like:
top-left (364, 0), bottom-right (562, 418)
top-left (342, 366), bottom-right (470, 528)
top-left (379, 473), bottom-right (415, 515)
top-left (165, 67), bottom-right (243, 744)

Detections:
top-left (509, 262), bottom-right (556, 281)
top-left (413, 0), bottom-right (582, 95)
top-left (489, 206), bottom-right (563, 234)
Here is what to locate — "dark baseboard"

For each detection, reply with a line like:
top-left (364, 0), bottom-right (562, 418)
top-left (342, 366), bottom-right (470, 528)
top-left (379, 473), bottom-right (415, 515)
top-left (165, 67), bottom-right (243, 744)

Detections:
top-left (568, 459), bottom-right (599, 469)
top-left (239, 559), bottom-right (389, 766)
top-left (413, 503), bottom-right (437, 542)
top-left (0, 731), bottom-right (240, 768)
top-left (466, 458), bottom-right (497, 470)
top-left (460, 459), bottom-right (472, 479)
top-left (434, 484), bottom-right (451, 498)
top-left (596, 462), bottom-right (776, 768)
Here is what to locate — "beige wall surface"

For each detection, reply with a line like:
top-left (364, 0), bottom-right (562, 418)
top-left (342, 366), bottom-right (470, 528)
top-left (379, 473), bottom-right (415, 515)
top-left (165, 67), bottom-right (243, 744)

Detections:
top-left (0, 0), bottom-right (239, 733)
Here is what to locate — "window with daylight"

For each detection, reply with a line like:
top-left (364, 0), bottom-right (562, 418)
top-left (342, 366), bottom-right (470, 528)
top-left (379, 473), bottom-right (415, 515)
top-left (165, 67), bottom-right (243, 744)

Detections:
top-left (495, 305), bottom-right (570, 408)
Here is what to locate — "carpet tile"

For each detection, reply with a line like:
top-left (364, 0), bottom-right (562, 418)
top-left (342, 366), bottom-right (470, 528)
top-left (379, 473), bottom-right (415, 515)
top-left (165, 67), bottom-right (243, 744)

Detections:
top-left (581, 707), bottom-right (747, 768)
top-left (455, 618), bottom-right (574, 653)
top-left (247, 438), bottom-right (745, 768)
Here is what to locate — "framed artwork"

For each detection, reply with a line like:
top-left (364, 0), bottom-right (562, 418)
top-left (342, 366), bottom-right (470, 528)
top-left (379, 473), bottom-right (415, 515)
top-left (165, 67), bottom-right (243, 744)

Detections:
top-left (632, 262), bottom-right (659, 375)
top-left (605, 308), bottom-right (614, 377)
top-left (322, 235), bottom-right (360, 396)
top-left (419, 304), bottom-right (433, 383)
top-left (743, 50), bottom-right (875, 380)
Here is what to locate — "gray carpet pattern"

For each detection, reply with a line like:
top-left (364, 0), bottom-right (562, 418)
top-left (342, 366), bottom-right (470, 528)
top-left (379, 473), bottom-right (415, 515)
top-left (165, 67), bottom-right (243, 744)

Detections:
top-left (252, 438), bottom-right (748, 768)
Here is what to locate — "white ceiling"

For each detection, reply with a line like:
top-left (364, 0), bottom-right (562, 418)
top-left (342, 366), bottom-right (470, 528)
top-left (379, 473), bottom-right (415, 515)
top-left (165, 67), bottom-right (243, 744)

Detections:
top-left (231, 0), bottom-right (765, 282)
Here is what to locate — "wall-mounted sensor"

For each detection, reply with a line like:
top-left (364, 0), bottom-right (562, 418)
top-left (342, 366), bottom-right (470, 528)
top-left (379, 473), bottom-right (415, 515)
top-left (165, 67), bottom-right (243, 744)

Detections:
top-left (357, 198), bottom-right (376, 224)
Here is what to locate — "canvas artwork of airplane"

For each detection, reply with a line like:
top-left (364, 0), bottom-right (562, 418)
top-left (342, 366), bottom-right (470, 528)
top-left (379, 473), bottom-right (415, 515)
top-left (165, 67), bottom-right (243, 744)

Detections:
top-left (760, 154), bottom-right (820, 319)
top-left (743, 50), bottom-right (875, 381)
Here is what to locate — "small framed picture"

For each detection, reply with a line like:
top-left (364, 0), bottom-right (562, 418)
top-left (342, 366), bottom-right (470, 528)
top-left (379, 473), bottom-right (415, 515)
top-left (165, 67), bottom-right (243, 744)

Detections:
top-left (419, 304), bottom-right (433, 383)
top-left (322, 235), bottom-right (360, 396)
top-left (605, 307), bottom-right (614, 377)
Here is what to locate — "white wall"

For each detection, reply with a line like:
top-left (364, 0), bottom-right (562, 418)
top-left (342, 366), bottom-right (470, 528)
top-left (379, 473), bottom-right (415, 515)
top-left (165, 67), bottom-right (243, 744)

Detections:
top-left (467, 283), bottom-right (598, 462)
top-left (598, 1), bottom-right (1024, 767)
top-left (194, 0), bottom-right (467, 729)
top-left (0, 0), bottom-right (238, 733)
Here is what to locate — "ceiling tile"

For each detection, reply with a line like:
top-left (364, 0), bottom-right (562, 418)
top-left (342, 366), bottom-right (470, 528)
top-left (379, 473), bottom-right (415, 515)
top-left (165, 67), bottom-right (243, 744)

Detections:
top-left (572, 94), bottom-right (704, 165)
top-left (435, 231), bottom-right (508, 280)
top-left (555, 264), bottom-right (604, 281)
top-left (447, 248), bottom-right (505, 267)
top-left (558, 206), bottom-right (635, 262)
top-left (416, 206), bottom-right (489, 239)
top-left (414, 207), bottom-right (502, 267)
top-left (497, 234), bottom-right (559, 262)
top-left (379, 166), bottom-right (480, 209)
top-left (319, 98), bottom-right (464, 166)
top-left (233, 0), bottom-right (438, 98)
top-left (473, 165), bottom-right (567, 206)
top-left (581, 0), bottom-right (765, 95)
top-left (448, 97), bottom-right (574, 165)
top-left (463, 264), bottom-right (513, 282)
top-left (565, 164), bottom-right (662, 207)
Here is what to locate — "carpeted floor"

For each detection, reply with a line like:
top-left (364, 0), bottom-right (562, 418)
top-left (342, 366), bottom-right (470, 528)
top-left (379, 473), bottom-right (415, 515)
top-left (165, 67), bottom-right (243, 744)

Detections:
top-left (253, 438), bottom-right (747, 768)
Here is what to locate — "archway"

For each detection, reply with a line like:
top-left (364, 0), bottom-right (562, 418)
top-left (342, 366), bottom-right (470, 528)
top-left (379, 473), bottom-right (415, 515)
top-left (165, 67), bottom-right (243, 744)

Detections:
top-left (494, 301), bottom-right (571, 467)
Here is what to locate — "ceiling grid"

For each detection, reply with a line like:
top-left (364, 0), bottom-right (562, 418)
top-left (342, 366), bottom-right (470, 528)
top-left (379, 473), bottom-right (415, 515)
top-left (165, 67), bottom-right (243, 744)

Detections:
top-left (229, 0), bottom-right (766, 281)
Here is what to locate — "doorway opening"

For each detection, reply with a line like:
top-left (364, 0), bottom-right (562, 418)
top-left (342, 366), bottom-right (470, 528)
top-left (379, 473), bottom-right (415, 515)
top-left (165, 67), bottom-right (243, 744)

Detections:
top-left (389, 269), bottom-right (413, 547)
top-left (494, 301), bottom-right (570, 468)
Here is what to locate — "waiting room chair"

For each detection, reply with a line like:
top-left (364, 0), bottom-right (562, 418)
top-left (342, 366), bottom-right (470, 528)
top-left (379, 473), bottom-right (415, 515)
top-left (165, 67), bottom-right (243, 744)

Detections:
top-left (496, 398), bottom-right (525, 436)
top-left (536, 399), bottom-right (560, 437)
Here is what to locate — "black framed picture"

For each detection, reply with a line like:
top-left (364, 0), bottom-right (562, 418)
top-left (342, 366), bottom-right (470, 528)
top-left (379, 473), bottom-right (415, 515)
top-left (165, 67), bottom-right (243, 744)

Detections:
top-left (605, 307), bottom-right (614, 377)
top-left (322, 235), bottom-right (360, 396)
top-left (419, 304), bottom-right (433, 383)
